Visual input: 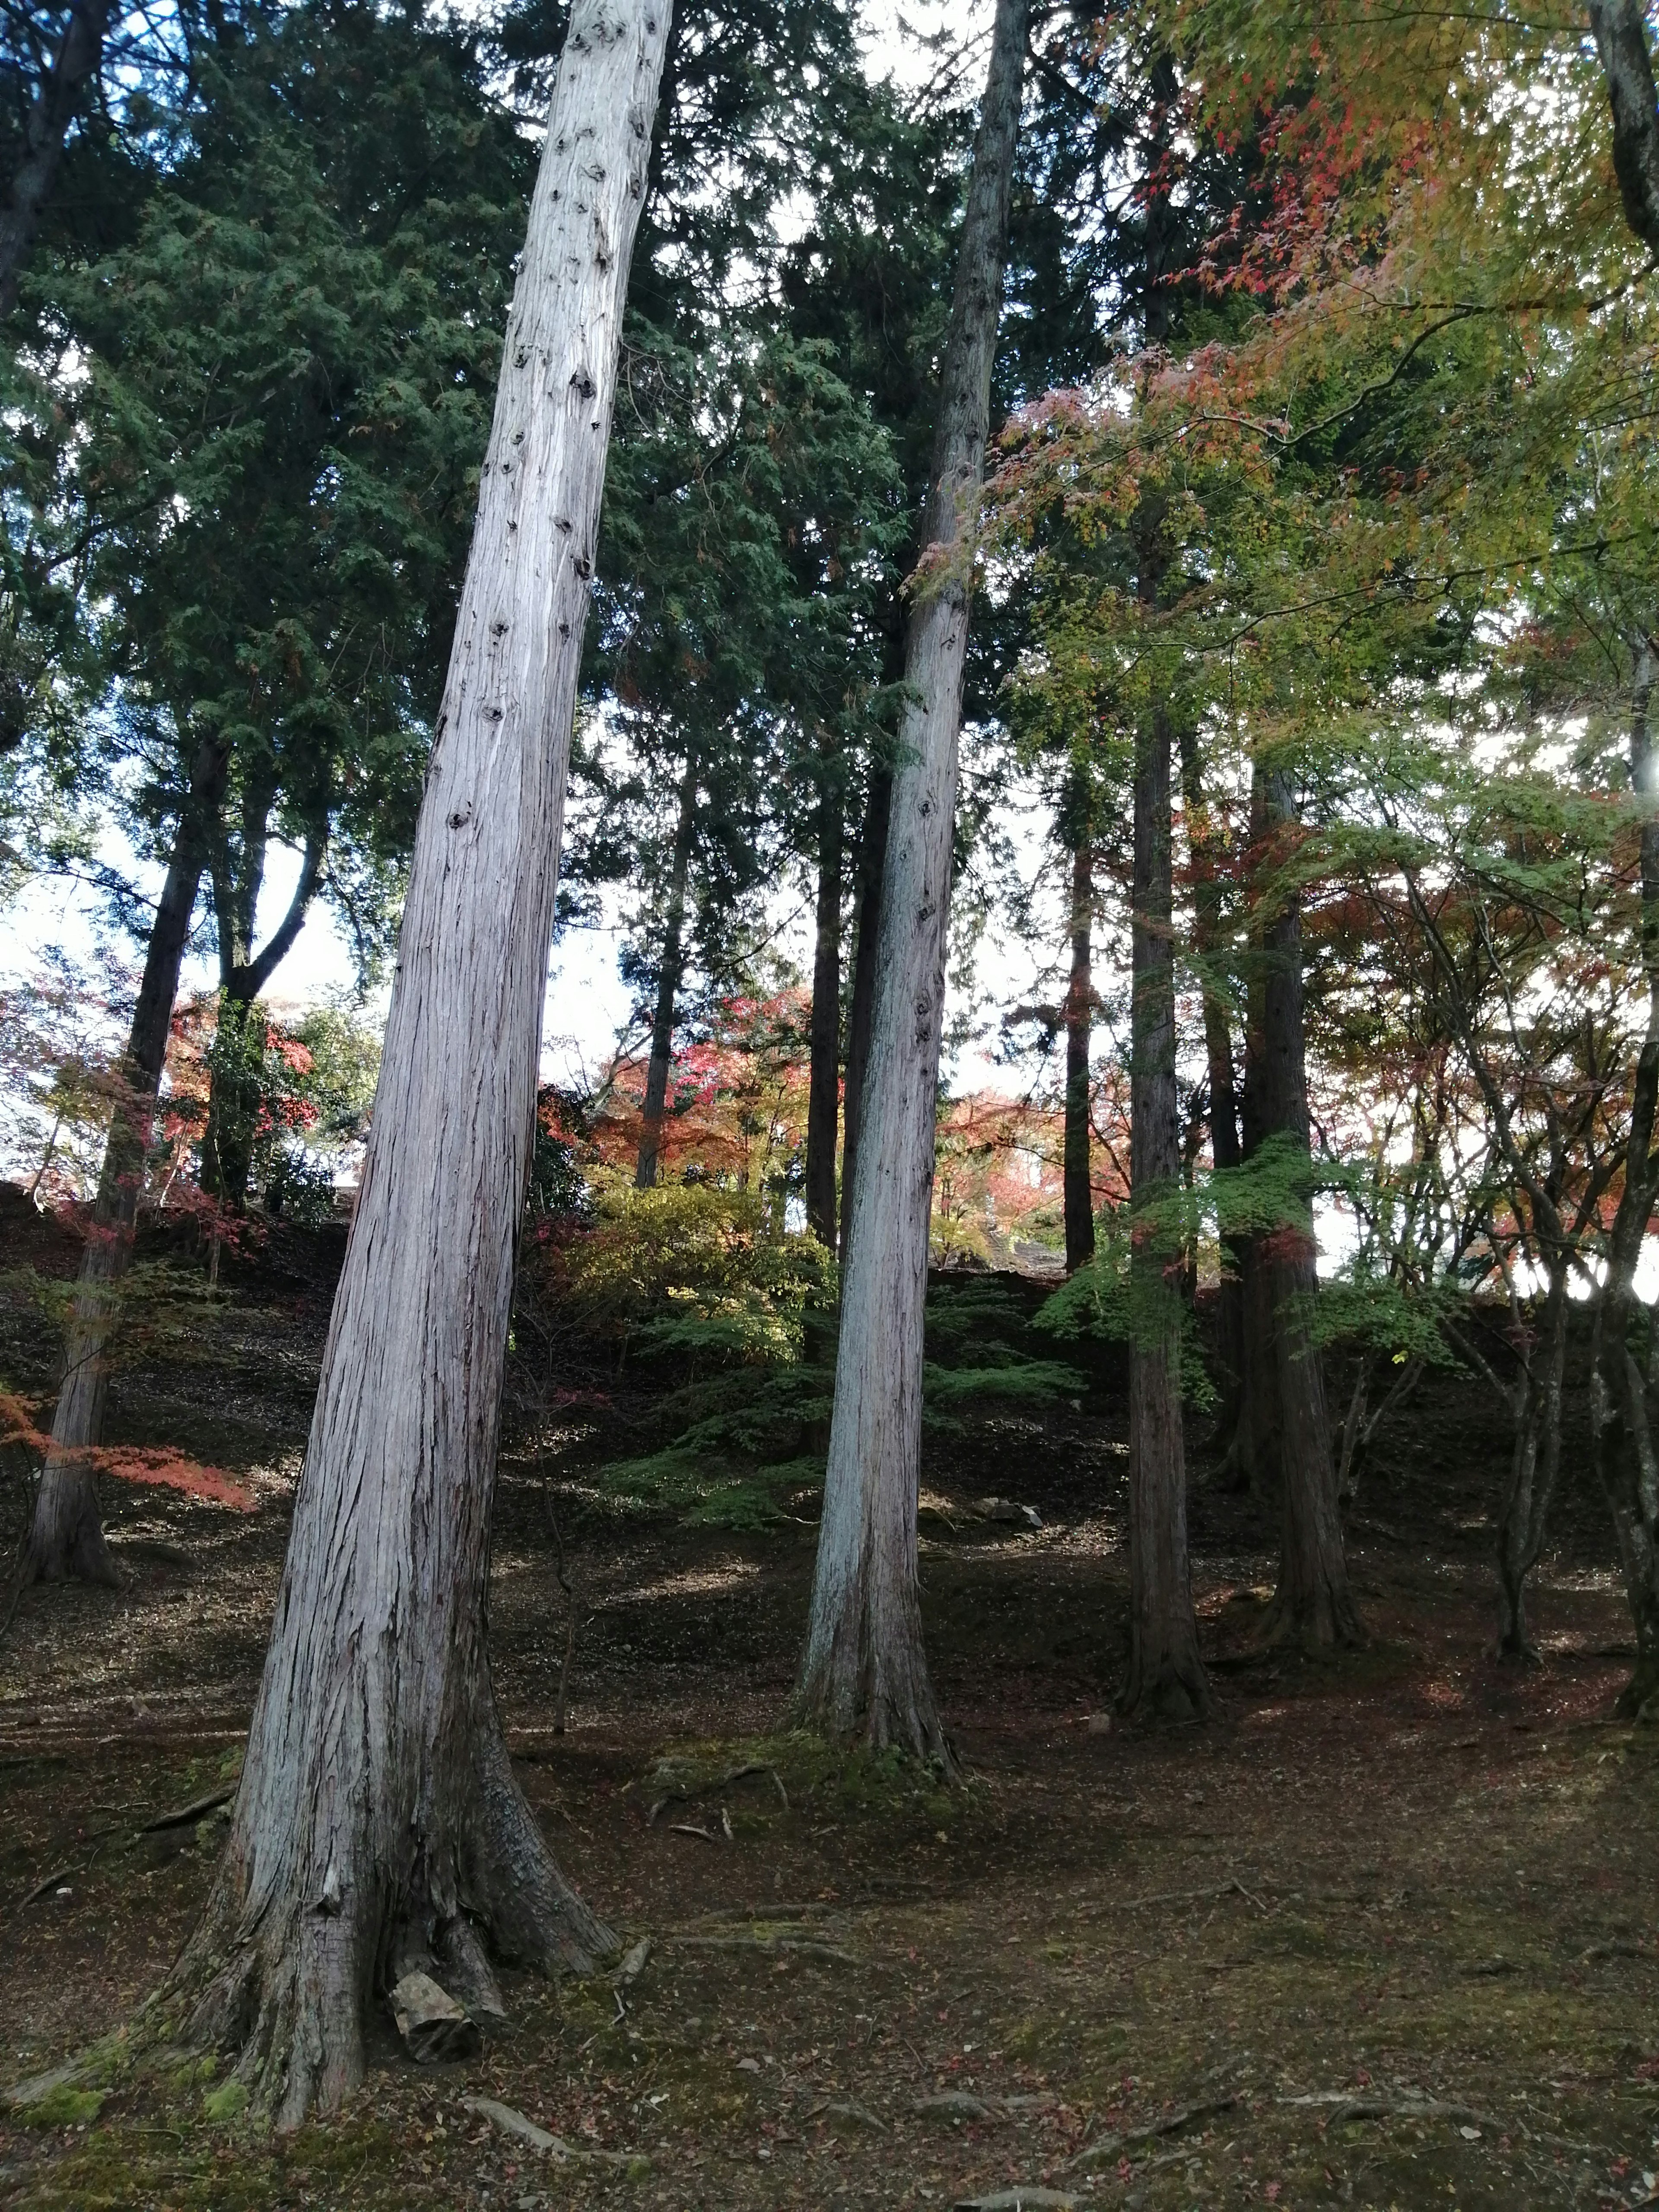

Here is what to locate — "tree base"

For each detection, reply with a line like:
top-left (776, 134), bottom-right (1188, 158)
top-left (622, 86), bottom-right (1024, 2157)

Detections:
top-left (1117, 1656), bottom-right (1210, 1727)
top-left (24, 1463), bottom-right (124, 1589)
top-left (1261, 1584), bottom-right (1365, 1653)
top-left (165, 1744), bottom-right (614, 2127)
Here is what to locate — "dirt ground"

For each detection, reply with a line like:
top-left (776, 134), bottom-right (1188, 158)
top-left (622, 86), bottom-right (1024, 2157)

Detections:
top-left (1, 1207), bottom-right (1657, 2212)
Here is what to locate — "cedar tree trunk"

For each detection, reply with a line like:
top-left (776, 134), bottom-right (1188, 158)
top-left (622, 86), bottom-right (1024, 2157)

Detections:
top-left (635, 755), bottom-right (696, 1189)
top-left (796, 0), bottom-right (1026, 1757)
top-left (1121, 708), bottom-right (1208, 1721)
top-left (0, 0), bottom-right (109, 319)
top-left (24, 733), bottom-right (229, 1584)
top-left (1248, 766), bottom-right (1362, 1648)
top-left (1177, 720), bottom-right (1245, 1454)
top-left (1063, 828), bottom-right (1096, 1273)
top-left (839, 760), bottom-right (891, 1259)
top-left (1591, 635), bottom-right (1659, 1716)
top-left (805, 751), bottom-right (843, 1248)
top-left (164, 0), bottom-right (670, 2119)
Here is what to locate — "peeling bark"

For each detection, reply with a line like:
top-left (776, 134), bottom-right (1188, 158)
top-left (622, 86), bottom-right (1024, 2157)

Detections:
top-left (1494, 1281), bottom-right (1568, 1661)
top-left (162, 0), bottom-right (669, 2118)
top-left (25, 733), bottom-right (229, 1585)
top-left (839, 761), bottom-right (891, 1260)
top-left (797, 0), bottom-right (1026, 1759)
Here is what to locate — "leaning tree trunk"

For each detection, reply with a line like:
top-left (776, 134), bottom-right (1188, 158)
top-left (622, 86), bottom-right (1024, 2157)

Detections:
top-left (805, 750), bottom-right (843, 1249)
top-left (24, 732), bottom-right (229, 1585)
top-left (163, 1), bottom-right (670, 2120)
top-left (1062, 827), bottom-right (1096, 1273)
top-left (1494, 1274), bottom-right (1569, 1660)
top-left (1121, 708), bottom-right (1208, 1722)
top-left (1591, 632), bottom-right (1659, 1718)
top-left (796, 0), bottom-right (1026, 1758)
top-left (0, 0), bottom-right (109, 320)
top-left (1249, 765), bottom-right (1362, 1648)
top-left (635, 755), bottom-right (696, 1190)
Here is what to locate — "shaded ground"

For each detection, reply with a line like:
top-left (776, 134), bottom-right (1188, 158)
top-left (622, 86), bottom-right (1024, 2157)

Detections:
top-left (1, 1211), bottom-right (1656, 2211)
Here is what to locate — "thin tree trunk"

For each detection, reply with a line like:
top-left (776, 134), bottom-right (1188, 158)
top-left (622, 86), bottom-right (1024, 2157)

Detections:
top-left (635, 757), bottom-right (696, 1189)
top-left (1178, 720), bottom-right (1245, 1458)
top-left (1062, 827), bottom-right (1095, 1273)
top-left (839, 760), bottom-right (891, 1260)
top-left (0, 0), bottom-right (109, 320)
top-left (805, 751), bottom-right (843, 1248)
top-left (1591, 634), bottom-right (1659, 1717)
top-left (796, 0), bottom-right (1026, 1758)
top-left (202, 821), bottom-right (327, 1210)
top-left (24, 733), bottom-right (229, 1586)
top-left (1249, 765), bottom-right (1362, 1648)
top-left (1122, 707), bottom-right (1208, 1721)
top-left (1495, 1278), bottom-right (1569, 1660)
top-left (163, 2), bottom-right (669, 2118)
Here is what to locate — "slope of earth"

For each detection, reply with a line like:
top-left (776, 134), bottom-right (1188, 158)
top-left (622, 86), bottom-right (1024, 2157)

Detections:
top-left (0, 1217), bottom-right (1655, 2212)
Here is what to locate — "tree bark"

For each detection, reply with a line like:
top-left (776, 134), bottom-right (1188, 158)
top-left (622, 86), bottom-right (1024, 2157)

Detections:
top-left (796, 0), bottom-right (1026, 1758)
top-left (24, 732), bottom-right (229, 1586)
top-left (1246, 766), bottom-right (1362, 1649)
top-left (805, 747), bottom-right (843, 1248)
top-left (0, 0), bottom-right (110, 319)
top-left (839, 760), bottom-right (891, 1260)
top-left (1494, 1277), bottom-right (1569, 1660)
top-left (1122, 707), bottom-right (1208, 1721)
top-left (1588, 0), bottom-right (1659, 255)
top-left (1177, 720), bottom-right (1245, 1456)
top-left (1590, 634), bottom-right (1659, 1717)
top-left (163, 0), bottom-right (669, 2119)
top-left (1062, 826), bottom-right (1096, 1273)
top-left (635, 754), bottom-right (696, 1189)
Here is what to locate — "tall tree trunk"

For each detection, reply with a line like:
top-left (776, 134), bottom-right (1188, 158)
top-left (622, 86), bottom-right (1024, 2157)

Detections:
top-left (1178, 721), bottom-right (1245, 1456)
top-left (24, 732), bottom-right (229, 1584)
top-left (1588, 0), bottom-right (1659, 256)
top-left (839, 760), bottom-right (891, 1259)
top-left (1122, 708), bottom-right (1208, 1721)
top-left (1495, 1274), bottom-right (1569, 1660)
top-left (202, 820), bottom-right (327, 1210)
top-left (796, 0), bottom-right (1026, 1758)
top-left (1247, 765), bottom-right (1362, 1648)
top-left (634, 756), bottom-right (696, 1189)
top-left (163, 1), bottom-right (669, 2118)
top-left (805, 750), bottom-right (843, 1248)
top-left (0, 0), bottom-right (110, 319)
top-left (1591, 634), bottom-right (1659, 1718)
top-left (1062, 826), bottom-right (1096, 1273)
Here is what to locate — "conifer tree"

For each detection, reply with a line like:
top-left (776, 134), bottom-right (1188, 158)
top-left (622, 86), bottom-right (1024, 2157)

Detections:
top-left (163, 0), bottom-right (671, 2116)
top-left (796, 0), bottom-right (1027, 1758)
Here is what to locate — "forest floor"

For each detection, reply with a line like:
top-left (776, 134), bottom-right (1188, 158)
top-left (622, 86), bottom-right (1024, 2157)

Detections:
top-left (1, 1198), bottom-right (1657, 2212)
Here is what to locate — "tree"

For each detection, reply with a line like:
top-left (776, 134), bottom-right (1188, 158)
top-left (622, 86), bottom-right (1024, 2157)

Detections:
top-left (1, 0), bottom-right (111, 316)
top-left (162, 0), bottom-right (671, 2119)
top-left (14, 0), bottom-right (531, 1578)
top-left (22, 731), bottom-right (226, 1583)
top-left (795, 0), bottom-right (1027, 1759)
